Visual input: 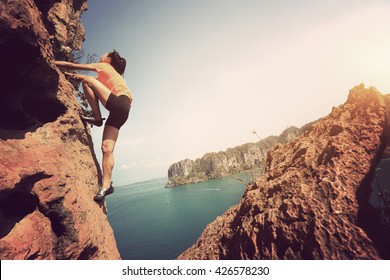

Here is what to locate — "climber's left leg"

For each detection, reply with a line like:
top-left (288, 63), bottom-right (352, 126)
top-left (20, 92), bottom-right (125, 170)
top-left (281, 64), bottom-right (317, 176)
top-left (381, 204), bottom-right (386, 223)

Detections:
top-left (93, 124), bottom-right (118, 202)
top-left (101, 124), bottom-right (119, 189)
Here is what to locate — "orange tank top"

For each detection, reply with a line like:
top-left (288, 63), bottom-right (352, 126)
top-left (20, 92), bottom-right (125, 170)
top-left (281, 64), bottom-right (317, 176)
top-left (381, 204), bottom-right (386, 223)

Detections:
top-left (91, 62), bottom-right (132, 99)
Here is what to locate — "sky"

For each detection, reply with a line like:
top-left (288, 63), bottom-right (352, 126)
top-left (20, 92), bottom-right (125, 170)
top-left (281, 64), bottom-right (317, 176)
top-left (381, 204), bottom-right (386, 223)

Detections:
top-left (80, 0), bottom-right (390, 185)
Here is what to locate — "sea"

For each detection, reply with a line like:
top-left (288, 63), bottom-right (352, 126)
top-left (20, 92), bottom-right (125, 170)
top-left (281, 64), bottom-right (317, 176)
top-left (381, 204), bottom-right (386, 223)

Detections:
top-left (106, 158), bottom-right (390, 260)
top-left (106, 176), bottom-right (247, 260)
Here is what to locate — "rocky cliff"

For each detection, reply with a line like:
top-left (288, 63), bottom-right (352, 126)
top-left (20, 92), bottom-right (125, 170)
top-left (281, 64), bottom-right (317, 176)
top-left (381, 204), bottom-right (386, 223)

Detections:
top-left (0, 0), bottom-right (120, 259)
top-left (166, 125), bottom-right (312, 187)
top-left (178, 84), bottom-right (390, 260)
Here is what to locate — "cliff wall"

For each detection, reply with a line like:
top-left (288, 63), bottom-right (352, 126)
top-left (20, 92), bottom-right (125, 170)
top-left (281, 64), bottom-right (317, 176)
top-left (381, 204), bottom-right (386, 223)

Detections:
top-left (178, 84), bottom-right (390, 259)
top-left (0, 0), bottom-right (120, 259)
top-left (166, 125), bottom-right (312, 187)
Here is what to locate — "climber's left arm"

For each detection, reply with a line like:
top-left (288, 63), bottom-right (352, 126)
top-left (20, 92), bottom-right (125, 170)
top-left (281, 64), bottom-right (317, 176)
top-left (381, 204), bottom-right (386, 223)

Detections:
top-left (54, 61), bottom-right (96, 72)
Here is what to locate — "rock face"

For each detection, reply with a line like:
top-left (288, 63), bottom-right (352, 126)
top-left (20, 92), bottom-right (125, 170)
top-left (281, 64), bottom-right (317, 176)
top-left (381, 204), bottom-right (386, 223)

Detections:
top-left (35, 0), bottom-right (87, 60)
top-left (166, 126), bottom-right (311, 187)
top-left (178, 84), bottom-right (390, 260)
top-left (0, 0), bottom-right (120, 259)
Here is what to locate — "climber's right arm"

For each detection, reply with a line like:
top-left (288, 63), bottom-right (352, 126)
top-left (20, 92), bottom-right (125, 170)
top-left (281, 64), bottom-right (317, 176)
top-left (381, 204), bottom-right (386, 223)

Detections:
top-left (54, 61), bottom-right (96, 72)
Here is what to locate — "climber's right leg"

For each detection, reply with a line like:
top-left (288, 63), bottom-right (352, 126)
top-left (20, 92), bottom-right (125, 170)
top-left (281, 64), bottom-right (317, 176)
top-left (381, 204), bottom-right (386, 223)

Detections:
top-left (80, 77), bottom-right (111, 124)
top-left (82, 76), bottom-right (111, 107)
top-left (82, 79), bottom-right (102, 121)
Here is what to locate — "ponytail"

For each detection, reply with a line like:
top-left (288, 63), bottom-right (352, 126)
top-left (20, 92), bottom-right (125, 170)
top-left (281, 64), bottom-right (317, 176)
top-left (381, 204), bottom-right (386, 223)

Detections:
top-left (108, 50), bottom-right (126, 75)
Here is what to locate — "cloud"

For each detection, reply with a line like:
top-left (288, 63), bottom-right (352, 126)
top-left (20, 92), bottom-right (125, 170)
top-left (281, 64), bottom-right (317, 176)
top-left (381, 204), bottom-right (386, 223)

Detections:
top-left (120, 162), bottom-right (138, 170)
top-left (86, 1), bottom-right (390, 185)
top-left (141, 158), bottom-right (167, 169)
top-left (120, 158), bottom-right (169, 170)
top-left (117, 137), bottom-right (145, 147)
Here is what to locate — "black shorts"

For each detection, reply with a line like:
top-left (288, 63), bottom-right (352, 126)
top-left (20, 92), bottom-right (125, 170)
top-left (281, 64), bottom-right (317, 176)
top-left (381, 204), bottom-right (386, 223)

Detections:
top-left (105, 94), bottom-right (131, 129)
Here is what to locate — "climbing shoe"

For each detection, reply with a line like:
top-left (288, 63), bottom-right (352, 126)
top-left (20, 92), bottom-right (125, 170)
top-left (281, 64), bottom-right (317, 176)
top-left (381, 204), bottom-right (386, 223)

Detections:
top-left (80, 116), bottom-right (105, 127)
top-left (94, 182), bottom-right (114, 202)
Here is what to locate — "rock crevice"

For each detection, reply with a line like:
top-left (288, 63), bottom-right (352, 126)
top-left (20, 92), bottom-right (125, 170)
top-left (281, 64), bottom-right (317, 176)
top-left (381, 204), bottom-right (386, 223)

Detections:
top-left (0, 0), bottom-right (120, 259)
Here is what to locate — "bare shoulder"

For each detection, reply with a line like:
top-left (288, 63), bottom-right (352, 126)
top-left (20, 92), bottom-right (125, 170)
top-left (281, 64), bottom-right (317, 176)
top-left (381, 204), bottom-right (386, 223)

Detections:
top-left (74, 63), bottom-right (97, 71)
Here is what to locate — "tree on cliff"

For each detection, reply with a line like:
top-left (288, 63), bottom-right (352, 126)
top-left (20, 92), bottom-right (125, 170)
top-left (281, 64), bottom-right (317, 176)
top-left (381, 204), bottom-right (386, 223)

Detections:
top-left (70, 48), bottom-right (98, 117)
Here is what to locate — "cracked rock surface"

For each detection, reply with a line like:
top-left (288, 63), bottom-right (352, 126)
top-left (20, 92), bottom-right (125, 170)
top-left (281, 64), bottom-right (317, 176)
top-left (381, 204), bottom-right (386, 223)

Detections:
top-left (0, 0), bottom-right (120, 259)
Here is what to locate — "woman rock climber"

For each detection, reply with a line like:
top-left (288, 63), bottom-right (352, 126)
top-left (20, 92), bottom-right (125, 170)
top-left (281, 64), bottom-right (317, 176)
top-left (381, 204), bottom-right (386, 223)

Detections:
top-left (55, 50), bottom-right (132, 202)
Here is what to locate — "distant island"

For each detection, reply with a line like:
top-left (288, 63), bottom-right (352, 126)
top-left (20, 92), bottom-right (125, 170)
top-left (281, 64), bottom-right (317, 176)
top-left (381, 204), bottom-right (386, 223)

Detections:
top-left (166, 123), bottom-right (314, 187)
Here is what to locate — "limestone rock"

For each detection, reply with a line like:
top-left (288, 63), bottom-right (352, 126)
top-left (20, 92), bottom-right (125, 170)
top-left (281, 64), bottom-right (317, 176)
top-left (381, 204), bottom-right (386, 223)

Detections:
top-left (178, 85), bottom-right (390, 259)
top-left (166, 127), bottom-right (309, 187)
top-left (35, 0), bottom-right (88, 60)
top-left (0, 0), bottom-right (120, 259)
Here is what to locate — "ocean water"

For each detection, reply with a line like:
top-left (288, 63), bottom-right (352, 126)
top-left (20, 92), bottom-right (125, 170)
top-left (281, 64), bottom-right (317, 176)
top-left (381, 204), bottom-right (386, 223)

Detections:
top-left (106, 176), bottom-right (247, 260)
top-left (106, 159), bottom-right (390, 260)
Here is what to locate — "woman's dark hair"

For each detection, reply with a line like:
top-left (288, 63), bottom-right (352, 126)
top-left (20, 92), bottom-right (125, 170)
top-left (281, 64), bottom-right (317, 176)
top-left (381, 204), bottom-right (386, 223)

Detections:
top-left (108, 50), bottom-right (126, 75)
